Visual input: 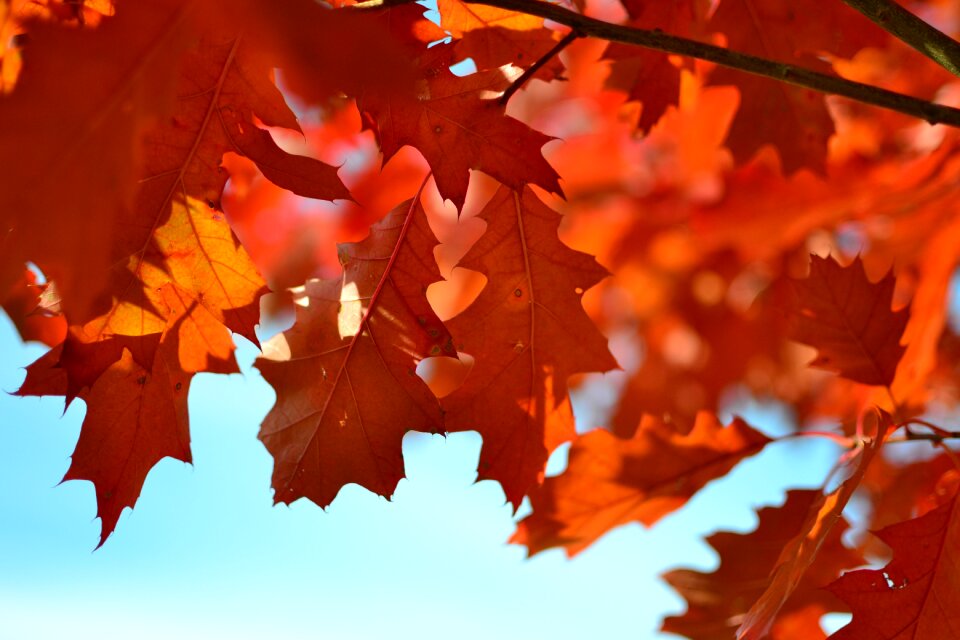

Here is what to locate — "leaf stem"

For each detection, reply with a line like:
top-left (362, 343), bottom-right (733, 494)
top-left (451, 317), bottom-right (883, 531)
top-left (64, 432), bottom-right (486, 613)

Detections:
top-left (890, 429), bottom-right (960, 444)
top-left (775, 418), bottom-right (960, 449)
top-left (355, 0), bottom-right (960, 127)
top-left (776, 430), bottom-right (857, 448)
top-left (841, 0), bottom-right (960, 78)
top-left (500, 29), bottom-right (581, 106)
top-left (895, 418), bottom-right (954, 437)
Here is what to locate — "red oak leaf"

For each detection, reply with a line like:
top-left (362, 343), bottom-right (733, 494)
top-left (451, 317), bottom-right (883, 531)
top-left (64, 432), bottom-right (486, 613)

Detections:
top-left (663, 490), bottom-right (864, 640)
top-left (110, 27), bottom-right (344, 333)
top-left (53, 190), bottom-right (265, 401)
top-left (1, 267), bottom-right (66, 346)
top-left (827, 492), bottom-right (960, 639)
top-left (789, 255), bottom-right (909, 386)
top-left (16, 283), bottom-right (243, 544)
top-left (605, 0), bottom-right (708, 132)
top-left (442, 186), bottom-right (617, 508)
top-left (0, 0), bottom-right (194, 319)
top-left (359, 46), bottom-right (561, 210)
top-left (738, 411), bottom-right (889, 639)
top-left (512, 412), bottom-right (771, 556)
top-left (438, 0), bottom-right (566, 80)
top-left (46, 26), bottom-right (348, 392)
top-left (219, 0), bottom-right (422, 106)
top-left (709, 0), bottom-right (885, 172)
top-left (67, 343), bottom-right (191, 547)
top-left (255, 187), bottom-right (455, 507)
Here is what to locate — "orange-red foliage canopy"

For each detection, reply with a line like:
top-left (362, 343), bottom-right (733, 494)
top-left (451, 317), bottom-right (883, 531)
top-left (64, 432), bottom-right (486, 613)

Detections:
top-left (4, 0), bottom-right (960, 636)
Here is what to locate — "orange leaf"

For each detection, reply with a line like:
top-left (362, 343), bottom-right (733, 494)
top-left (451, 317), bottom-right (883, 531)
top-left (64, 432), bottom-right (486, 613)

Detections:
top-left (789, 255), bottom-right (909, 386)
top-left (359, 46), bottom-right (561, 210)
top-left (222, 0), bottom-right (424, 106)
top-left (512, 412), bottom-right (770, 556)
top-left (663, 490), bottom-right (864, 640)
top-left (54, 193), bottom-right (264, 400)
top-left (605, 0), bottom-right (707, 132)
top-left (827, 492), bottom-right (960, 639)
top-left (255, 189), bottom-right (454, 507)
top-left (438, 0), bottom-right (565, 80)
top-left (442, 186), bottom-right (616, 507)
top-left (1, 267), bottom-right (66, 346)
top-left (0, 0), bottom-right (194, 318)
top-left (708, 0), bottom-right (885, 172)
top-left (67, 344), bottom-right (191, 547)
top-left (737, 411), bottom-right (889, 639)
top-left (157, 283), bottom-right (238, 375)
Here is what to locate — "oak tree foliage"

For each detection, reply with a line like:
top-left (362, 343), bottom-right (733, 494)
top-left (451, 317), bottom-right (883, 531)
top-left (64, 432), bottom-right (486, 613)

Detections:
top-left (4, 0), bottom-right (960, 636)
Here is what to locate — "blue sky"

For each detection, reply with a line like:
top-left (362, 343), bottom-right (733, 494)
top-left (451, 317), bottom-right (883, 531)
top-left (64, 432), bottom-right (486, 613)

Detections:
top-left (0, 310), bottom-right (847, 640)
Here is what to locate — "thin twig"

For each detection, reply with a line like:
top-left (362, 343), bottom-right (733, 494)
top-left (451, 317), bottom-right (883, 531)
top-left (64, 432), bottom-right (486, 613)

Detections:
top-left (353, 0), bottom-right (960, 127)
top-left (895, 418), bottom-right (954, 437)
top-left (500, 29), bottom-right (581, 105)
top-left (776, 430), bottom-right (857, 448)
top-left (887, 430), bottom-right (960, 444)
top-left (841, 0), bottom-right (960, 78)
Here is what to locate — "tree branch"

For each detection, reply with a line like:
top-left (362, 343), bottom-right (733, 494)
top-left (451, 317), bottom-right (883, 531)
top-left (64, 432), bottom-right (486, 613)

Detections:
top-left (356, 0), bottom-right (960, 127)
top-left (841, 0), bottom-right (960, 78)
top-left (901, 429), bottom-right (960, 444)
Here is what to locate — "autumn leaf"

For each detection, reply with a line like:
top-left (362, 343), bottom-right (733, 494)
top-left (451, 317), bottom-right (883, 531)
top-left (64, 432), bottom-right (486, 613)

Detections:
top-left (21, 309), bottom-right (202, 545)
top-left (15, 279), bottom-right (244, 544)
top-left (737, 410), bottom-right (889, 639)
top-left (663, 490), bottom-right (864, 640)
top-left (708, 0), bottom-right (885, 172)
top-left (111, 26), bottom-right (345, 331)
top-left (5, 4), bottom-right (960, 630)
top-left (157, 283), bottom-right (239, 375)
top-left (68, 344), bottom-right (191, 547)
top-left (789, 255), bottom-right (909, 387)
top-left (441, 185), bottom-right (616, 507)
top-left (255, 187), bottom-right (455, 507)
top-left (358, 45), bottom-right (561, 210)
top-left (864, 452), bottom-right (960, 533)
top-left (219, 0), bottom-right (422, 106)
top-left (1, 266), bottom-right (65, 346)
top-left (512, 412), bottom-right (771, 556)
top-left (438, 0), bottom-right (566, 80)
top-left (45, 21), bottom-right (357, 393)
top-left (605, 0), bottom-right (708, 132)
top-left (827, 491), bottom-right (960, 639)
top-left (48, 191), bottom-right (265, 402)
top-left (0, 0), bottom-right (195, 320)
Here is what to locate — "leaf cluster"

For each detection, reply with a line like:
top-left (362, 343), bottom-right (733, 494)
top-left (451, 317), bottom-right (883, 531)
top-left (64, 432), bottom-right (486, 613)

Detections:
top-left (4, 0), bottom-right (960, 636)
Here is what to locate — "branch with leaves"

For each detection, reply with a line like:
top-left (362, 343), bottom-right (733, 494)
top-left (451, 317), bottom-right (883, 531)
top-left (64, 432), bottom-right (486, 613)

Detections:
top-left (4, 0), bottom-right (960, 637)
top-left (360, 0), bottom-right (960, 127)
